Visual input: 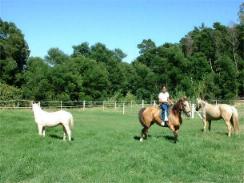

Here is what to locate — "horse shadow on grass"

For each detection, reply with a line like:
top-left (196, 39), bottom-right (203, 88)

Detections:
top-left (133, 134), bottom-right (176, 143)
top-left (49, 134), bottom-right (74, 141)
top-left (133, 134), bottom-right (152, 141)
top-left (200, 129), bottom-right (228, 136)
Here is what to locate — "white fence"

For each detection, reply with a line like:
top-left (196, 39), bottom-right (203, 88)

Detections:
top-left (0, 100), bottom-right (244, 118)
top-left (0, 100), bottom-right (153, 114)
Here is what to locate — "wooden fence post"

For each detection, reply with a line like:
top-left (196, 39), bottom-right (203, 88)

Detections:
top-left (83, 100), bottom-right (85, 111)
top-left (123, 103), bottom-right (125, 115)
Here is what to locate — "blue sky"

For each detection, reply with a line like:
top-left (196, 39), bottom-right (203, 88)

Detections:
top-left (0, 0), bottom-right (242, 62)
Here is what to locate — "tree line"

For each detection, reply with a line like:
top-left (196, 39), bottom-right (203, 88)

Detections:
top-left (0, 4), bottom-right (244, 101)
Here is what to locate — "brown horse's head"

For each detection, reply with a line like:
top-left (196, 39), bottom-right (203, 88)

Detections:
top-left (173, 96), bottom-right (191, 117)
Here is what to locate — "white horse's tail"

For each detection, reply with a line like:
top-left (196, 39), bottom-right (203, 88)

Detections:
top-left (231, 107), bottom-right (239, 134)
top-left (69, 114), bottom-right (74, 129)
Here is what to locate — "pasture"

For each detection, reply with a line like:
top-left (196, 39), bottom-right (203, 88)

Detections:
top-left (0, 109), bottom-right (243, 183)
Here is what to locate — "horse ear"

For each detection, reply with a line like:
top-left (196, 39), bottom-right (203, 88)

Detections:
top-left (182, 96), bottom-right (187, 101)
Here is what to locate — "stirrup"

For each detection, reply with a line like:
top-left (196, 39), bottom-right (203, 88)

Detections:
top-left (161, 120), bottom-right (168, 127)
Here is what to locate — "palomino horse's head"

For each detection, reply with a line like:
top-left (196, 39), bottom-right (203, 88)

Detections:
top-left (196, 98), bottom-right (204, 111)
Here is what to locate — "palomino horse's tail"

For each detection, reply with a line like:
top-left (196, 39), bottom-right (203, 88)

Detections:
top-left (231, 107), bottom-right (239, 133)
top-left (69, 114), bottom-right (74, 129)
top-left (138, 108), bottom-right (146, 126)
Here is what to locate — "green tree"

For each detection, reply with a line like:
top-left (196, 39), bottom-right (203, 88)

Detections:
top-left (0, 19), bottom-right (30, 86)
top-left (238, 3), bottom-right (244, 25)
top-left (72, 42), bottom-right (91, 58)
top-left (22, 57), bottom-right (52, 100)
top-left (45, 48), bottom-right (69, 65)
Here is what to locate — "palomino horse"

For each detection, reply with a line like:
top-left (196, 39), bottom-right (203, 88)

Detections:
top-left (32, 102), bottom-right (74, 141)
top-left (196, 98), bottom-right (239, 136)
top-left (138, 97), bottom-right (191, 143)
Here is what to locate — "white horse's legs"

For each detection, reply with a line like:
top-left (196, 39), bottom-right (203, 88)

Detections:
top-left (38, 124), bottom-right (43, 136)
top-left (42, 127), bottom-right (46, 137)
top-left (63, 124), bottom-right (71, 141)
top-left (63, 132), bottom-right (67, 141)
top-left (62, 125), bottom-right (67, 141)
top-left (67, 128), bottom-right (72, 141)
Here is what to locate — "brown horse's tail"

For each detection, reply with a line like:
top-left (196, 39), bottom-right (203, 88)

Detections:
top-left (231, 107), bottom-right (239, 134)
top-left (138, 107), bottom-right (146, 127)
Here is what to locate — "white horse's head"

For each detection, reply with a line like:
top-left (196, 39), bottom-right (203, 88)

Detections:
top-left (32, 102), bottom-right (41, 111)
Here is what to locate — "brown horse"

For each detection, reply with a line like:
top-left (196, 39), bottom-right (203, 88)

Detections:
top-left (138, 97), bottom-right (191, 143)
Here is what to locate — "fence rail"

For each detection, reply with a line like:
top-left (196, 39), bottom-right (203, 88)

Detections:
top-left (0, 100), bottom-right (244, 118)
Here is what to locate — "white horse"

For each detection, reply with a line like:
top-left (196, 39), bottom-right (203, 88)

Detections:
top-left (196, 98), bottom-right (239, 137)
top-left (32, 102), bottom-right (74, 141)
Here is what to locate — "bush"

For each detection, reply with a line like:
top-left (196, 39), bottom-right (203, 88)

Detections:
top-left (0, 83), bottom-right (23, 100)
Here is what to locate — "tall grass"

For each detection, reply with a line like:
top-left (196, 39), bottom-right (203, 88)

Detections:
top-left (0, 109), bottom-right (243, 183)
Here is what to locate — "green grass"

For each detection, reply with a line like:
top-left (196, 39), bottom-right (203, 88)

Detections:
top-left (0, 109), bottom-right (243, 183)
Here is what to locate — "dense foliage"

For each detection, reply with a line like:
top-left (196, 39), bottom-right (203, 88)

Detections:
top-left (0, 5), bottom-right (244, 101)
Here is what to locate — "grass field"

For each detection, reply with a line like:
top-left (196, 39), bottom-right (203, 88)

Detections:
top-left (0, 109), bottom-right (244, 183)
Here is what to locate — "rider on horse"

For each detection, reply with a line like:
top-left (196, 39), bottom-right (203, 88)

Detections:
top-left (158, 86), bottom-right (171, 127)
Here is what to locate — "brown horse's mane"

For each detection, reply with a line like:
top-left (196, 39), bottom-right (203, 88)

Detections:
top-left (171, 99), bottom-right (183, 115)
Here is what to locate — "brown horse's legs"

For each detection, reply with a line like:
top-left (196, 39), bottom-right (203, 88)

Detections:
top-left (169, 125), bottom-right (179, 143)
top-left (154, 115), bottom-right (163, 126)
top-left (140, 127), bottom-right (148, 142)
top-left (225, 120), bottom-right (232, 137)
top-left (174, 130), bottom-right (179, 143)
